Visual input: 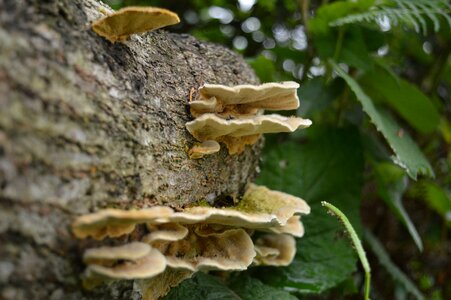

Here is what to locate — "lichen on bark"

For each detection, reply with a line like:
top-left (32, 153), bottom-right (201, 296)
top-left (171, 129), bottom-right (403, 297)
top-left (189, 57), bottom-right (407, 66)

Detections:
top-left (0, 0), bottom-right (262, 298)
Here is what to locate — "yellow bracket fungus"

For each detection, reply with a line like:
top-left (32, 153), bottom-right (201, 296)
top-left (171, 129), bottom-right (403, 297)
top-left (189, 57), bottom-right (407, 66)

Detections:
top-left (253, 234), bottom-right (296, 266)
top-left (91, 6), bottom-right (180, 43)
top-left (72, 184), bottom-right (310, 298)
top-left (143, 223), bottom-right (189, 243)
top-left (72, 206), bottom-right (174, 240)
top-left (82, 242), bottom-right (167, 288)
top-left (191, 81), bottom-right (302, 117)
top-left (186, 82), bottom-right (312, 156)
top-left (150, 226), bottom-right (255, 271)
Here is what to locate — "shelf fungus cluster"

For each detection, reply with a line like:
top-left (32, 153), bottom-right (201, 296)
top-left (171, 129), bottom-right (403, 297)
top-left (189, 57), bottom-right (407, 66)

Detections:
top-left (91, 6), bottom-right (180, 43)
top-left (186, 82), bottom-right (312, 158)
top-left (72, 184), bottom-right (310, 298)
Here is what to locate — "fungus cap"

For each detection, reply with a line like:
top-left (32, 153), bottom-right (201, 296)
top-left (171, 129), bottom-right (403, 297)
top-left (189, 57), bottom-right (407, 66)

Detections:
top-left (254, 245), bottom-right (280, 258)
top-left (83, 242), bottom-right (151, 265)
top-left (72, 206), bottom-right (174, 240)
top-left (86, 247), bottom-right (167, 279)
top-left (198, 82), bottom-right (300, 110)
top-left (91, 6), bottom-right (180, 43)
top-left (269, 215), bottom-right (305, 237)
top-left (72, 185), bottom-right (309, 239)
top-left (253, 234), bottom-right (296, 266)
top-left (155, 206), bottom-right (278, 229)
top-left (237, 184), bottom-right (310, 225)
top-left (155, 184), bottom-right (309, 230)
top-left (185, 113), bottom-right (312, 141)
top-left (150, 227), bottom-right (256, 272)
top-left (188, 140), bottom-right (221, 159)
top-left (189, 97), bottom-right (223, 117)
top-left (143, 223), bottom-right (189, 243)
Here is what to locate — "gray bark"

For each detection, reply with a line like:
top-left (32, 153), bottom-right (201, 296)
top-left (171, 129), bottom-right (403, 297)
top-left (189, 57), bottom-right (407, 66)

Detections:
top-left (0, 0), bottom-right (262, 298)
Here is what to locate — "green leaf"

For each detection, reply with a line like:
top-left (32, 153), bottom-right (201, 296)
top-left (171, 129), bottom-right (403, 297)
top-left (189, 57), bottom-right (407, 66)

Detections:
top-left (373, 163), bottom-right (423, 251)
top-left (247, 55), bottom-right (278, 83)
top-left (309, 0), bottom-right (375, 35)
top-left (422, 182), bottom-right (451, 227)
top-left (312, 26), bottom-right (375, 70)
top-left (163, 272), bottom-right (240, 300)
top-left (331, 61), bottom-right (434, 180)
top-left (364, 230), bottom-right (425, 300)
top-left (258, 0), bottom-right (277, 11)
top-left (227, 273), bottom-right (297, 300)
top-left (254, 127), bottom-right (363, 293)
top-left (339, 27), bottom-right (374, 71)
top-left (297, 77), bottom-right (344, 118)
top-left (360, 67), bottom-right (440, 134)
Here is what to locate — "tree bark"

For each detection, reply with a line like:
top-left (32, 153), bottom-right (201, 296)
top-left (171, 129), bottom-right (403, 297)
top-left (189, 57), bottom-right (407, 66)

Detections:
top-left (0, 0), bottom-right (261, 298)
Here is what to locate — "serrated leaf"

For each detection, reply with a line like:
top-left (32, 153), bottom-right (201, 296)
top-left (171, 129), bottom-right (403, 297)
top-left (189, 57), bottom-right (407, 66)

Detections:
top-left (253, 127), bottom-right (363, 293)
top-left (163, 272), bottom-right (240, 300)
top-left (360, 67), bottom-right (440, 134)
top-left (373, 163), bottom-right (423, 251)
top-left (332, 61), bottom-right (434, 180)
top-left (227, 273), bottom-right (297, 300)
top-left (422, 182), bottom-right (451, 227)
top-left (364, 230), bottom-right (425, 300)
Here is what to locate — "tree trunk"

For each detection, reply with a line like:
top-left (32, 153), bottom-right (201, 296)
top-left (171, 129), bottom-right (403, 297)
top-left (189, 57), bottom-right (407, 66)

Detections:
top-left (0, 0), bottom-right (261, 298)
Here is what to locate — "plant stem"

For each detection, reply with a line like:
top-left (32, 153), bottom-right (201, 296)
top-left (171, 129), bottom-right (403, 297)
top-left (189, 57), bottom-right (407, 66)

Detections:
top-left (422, 46), bottom-right (451, 95)
top-left (321, 201), bottom-right (371, 300)
top-left (333, 28), bottom-right (345, 61)
top-left (299, 0), bottom-right (313, 83)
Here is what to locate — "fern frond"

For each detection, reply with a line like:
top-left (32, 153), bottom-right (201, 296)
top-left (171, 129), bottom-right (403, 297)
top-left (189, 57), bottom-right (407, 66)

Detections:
top-left (330, 0), bottom-right (451, 34)
top-left (402, 1), bottom-right (428, 35)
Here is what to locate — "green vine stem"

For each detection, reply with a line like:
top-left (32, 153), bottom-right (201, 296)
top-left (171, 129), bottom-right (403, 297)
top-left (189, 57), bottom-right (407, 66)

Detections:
top-left (321, 201), bottom-right (371, 300)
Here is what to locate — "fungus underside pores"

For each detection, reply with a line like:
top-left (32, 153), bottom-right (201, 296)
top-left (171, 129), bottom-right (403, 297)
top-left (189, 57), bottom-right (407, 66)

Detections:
top-left (186, 81), bottom-right (312, 158)
top-left (72, 184), bottom-right (310, 299)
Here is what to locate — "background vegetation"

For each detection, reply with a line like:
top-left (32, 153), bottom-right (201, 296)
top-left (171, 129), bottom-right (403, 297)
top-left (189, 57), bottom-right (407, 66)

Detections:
top-left (107, 0), bottom-right (450, 299)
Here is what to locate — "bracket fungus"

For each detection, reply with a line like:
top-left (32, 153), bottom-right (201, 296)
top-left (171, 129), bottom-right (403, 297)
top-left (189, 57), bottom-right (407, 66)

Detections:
top-left (186, 82), bottom-right (312, 156)
top-left (150, 226), bottom-right (256, 271)
top-left (188, 140), bottom-right (221, 159)
top-left (72, 206), bottom-right (174, 240)
top-left (72, 184), bottom-right (310, 298)
top-left (143, 223), bottom-right (189, 243)
top-left (91, 6), bottom-right (180, 43)
top-left (190, 82), bottom-right (302, 117)
top-left (82, 242), bottom-right (166, 288)
top-left (253, 234), bottom-right (296, 266)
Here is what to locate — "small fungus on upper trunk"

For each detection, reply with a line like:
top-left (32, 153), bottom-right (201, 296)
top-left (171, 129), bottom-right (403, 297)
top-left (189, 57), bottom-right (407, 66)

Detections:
top-left (91, 6), bottom-right (180, 43)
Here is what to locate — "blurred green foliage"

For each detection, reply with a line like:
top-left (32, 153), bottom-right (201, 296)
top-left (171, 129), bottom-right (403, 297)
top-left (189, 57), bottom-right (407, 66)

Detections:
top-left (106, 0), bottom-right (450, 299)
